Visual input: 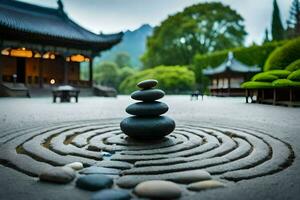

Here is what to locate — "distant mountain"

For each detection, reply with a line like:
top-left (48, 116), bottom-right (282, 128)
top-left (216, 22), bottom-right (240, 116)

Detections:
top-left (95, 24), bottom-right (153, 68)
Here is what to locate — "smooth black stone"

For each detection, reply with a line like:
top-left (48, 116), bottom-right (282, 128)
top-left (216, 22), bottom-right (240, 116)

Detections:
top-left (120, 116), bottom-right (175, 139)
top-left (91, 189), bottom-right (131, 200)
top-left (76, 174), bottom-right (113, 191)
top-left (131, 89), bottom-right (165, 102)
top-left (137, 79), bottom-right (158, 89)
top-left (126, 101), bottom-right (169, 116)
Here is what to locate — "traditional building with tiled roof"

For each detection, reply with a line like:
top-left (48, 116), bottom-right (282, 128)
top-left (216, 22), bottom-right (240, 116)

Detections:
top-left (203, 52), bottom-right (261, 96)
top-left (0, 0), bottom-right (122, 93)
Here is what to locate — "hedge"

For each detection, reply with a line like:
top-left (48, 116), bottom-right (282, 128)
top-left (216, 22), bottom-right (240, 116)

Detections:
top-left (287, 69), bottom-right (300, 81)
top-left (241, 81), bottom-right (273, 89)
top-left (285, 59), bottom-right (300, 72)
top-left (266, 70), bottom-right (291, 78)
top-left (193, 40), bottom-right (286, 83)
top-left (119, 66), bottom-right (195, 94)
top-left (251, 72), bottom-right (278, 82)
top-left (264, 37), bottom-right (300, 71)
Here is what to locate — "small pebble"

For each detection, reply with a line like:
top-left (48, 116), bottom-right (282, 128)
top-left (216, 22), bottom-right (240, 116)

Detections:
top-left (134, 180), bottom-right (181, 199)
top-left (187, 180), bottom-right (225, 191)
top-left (91, 189), bottom-right (131, 200)
top-left (76, 174), bottom-right (113, 191)
top-left (39, 166), bottom-right (76, 184)
top-left (65, 162), bottom-right (83, 170)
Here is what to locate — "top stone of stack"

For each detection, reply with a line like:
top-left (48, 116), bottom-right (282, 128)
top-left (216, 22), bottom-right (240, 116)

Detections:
top-left (137, 79), bottom-right (158, 89)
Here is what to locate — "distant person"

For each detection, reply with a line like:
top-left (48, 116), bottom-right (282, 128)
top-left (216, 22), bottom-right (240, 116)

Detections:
top-left (191, 90), bottom-right (203, 101)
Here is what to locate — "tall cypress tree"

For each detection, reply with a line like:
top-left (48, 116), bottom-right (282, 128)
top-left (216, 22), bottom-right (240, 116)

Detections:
top-left (263, 28), bottom-right (270, 43)
top-left (271, 0), bottom-right (285, 40)
top-left (287, 0), bottom-right (300, 36)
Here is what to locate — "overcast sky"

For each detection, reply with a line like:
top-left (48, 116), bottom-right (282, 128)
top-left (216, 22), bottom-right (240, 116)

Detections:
top-left (19, 0), bottom-right (292, 45)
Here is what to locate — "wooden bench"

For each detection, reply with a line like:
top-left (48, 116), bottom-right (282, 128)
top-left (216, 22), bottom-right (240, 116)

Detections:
top-left (52, 85), bottom-right (80, 103)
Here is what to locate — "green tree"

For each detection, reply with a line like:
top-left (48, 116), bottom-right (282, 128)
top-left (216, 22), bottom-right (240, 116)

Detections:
top-left (141, 2), bottom-right (247, 68)
top-left (263, 29), bottom-right (271, 43)
top-left (118, 66), bottom-right (136, 87)
top-left (115, 52), bottom-right (131, 68)
top-left (94, 61), bottom-right (119, 88)
top-left (271, 0), bottom-right (285, 40)
top-left (286, 0), bottom-right (300, 37)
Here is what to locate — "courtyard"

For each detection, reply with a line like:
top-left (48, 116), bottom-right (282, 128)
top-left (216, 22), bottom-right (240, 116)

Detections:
top-left (0, 96), bottom-right (299, 200)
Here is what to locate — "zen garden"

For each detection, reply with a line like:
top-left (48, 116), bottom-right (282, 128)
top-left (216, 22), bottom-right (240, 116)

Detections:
top-left (1, 0), bottom-right (300, 200)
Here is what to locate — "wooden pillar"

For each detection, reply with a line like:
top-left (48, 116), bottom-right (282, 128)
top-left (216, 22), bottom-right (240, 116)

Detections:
top-left (228, 77), bottom-right (231, 96)
top-left (64, 58), bottom-right (68, 85)
top-left (38, 58), bottom-right (43, 88)
top-left (89, 57), bottom-right (93, 87)
top-left (245, 89), bottom-right (249, 103)
top-left (273, 89), bottom-right (276, 105)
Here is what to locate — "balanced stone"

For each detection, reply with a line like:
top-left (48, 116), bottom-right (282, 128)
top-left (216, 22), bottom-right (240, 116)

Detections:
top-left (134, 180), bottom-right (181, 199)
top-left (126, 101), bottom-right (168, 116)
top-left (131, 89), bottom-right (165, 102)
top-left (137, 79), bottom-right (158, 89)
top-left (79, 166), bottom-right (120, 175)
top-left (187, 180), bottom-right (225, 191)
top-left (76, 174), bottom-right (113, 191)
top-left (39, 166), bottom-right (76, 184)
top-left (120, 116), bottom-right (175, 139)
top-left (91, 189), bottom-right (131, 200)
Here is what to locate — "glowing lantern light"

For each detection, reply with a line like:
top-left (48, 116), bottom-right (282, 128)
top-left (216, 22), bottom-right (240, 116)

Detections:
top-left (34, 52), bottom-right (41, 58)
top-left (50, 79), bottom-right (55, 85)
top-left (10, 49), bottom-right (32, 58)
top-left (1, 48), bottom-right (10, 56)
top-left (70, 54), bottom-right (85, 62)
top-left (84, 57), bottom-right (90, 62)
top-left (50, 54), bottom-right (55, 59)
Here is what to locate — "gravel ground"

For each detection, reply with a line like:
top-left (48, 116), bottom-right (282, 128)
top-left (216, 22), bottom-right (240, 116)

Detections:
top-left (0, 95), bottom-right (299, 200)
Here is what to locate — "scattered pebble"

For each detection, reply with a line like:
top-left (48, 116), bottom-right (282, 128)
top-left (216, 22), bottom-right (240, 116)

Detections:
top-left (79, 166), bottom-right (120, 175)
top-left (39, 166), bottom-right (76, 184)
top-left (187, 180), bottom-right (225, 191)
top-left (65, 162), bottom-right (83, 170)
top-left (134, 180), bottom-right (181, 199)
top-left (76, 174), bottom-right (113, 191)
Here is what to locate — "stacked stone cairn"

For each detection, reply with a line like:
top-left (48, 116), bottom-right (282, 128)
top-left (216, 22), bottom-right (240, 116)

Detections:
top-left (120, 79), bottom-right (175, 140)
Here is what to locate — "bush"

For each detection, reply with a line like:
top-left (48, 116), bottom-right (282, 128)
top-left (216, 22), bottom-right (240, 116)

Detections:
top-left (193, 40), bottom-right (286, 83)
top-left (251, 72), bottom-right (278, 82)
top-left (264, 37), bottom-right (300, 71)
top-left (119, 66), bottom-right (195, 94)
top-left (287, 69), bottom-right (300, 81)
top-left (285, 59), bottom-right (300, 72)
top-left (94, 62), bottom-right (119, 88)
top-left (272, 79), bottom-right (294, 88)
top-left (266, 70), bottom-right (291, 78)
top-left (241, 81), bottom-right (273, 89)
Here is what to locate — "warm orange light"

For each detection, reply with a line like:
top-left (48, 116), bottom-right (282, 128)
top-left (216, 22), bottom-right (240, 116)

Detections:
top-left (66, 57), bottom-right (70, 62)
top-left (43, 52), bottom-right (49, 59)
top-left (50, 54), bottom-right (55, 59)
top-left (84, 57), bottom-right (90, 62)
top-left (34, 52), bottom-right (41, 58)
top-left (1, 48), bottom-right (10, 56)
top-left (50, 79), bottom-right (55, 85)
top-left (10, 49), bottom-right (32, 58)
top-left (70, 54), bottom-right (85, 62)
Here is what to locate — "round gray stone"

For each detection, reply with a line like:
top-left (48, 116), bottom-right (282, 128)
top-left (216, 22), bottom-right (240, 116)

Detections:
top-left (39, 166), bottom-right (76, 184)
top-left (134, 180), bottom-right (181, 199)
top-left (65, 162), bottom-right (83, 170)
top-left (76, 174), bottom-right (113, 191)
top-left (91, 189), bottom-right (131, 200)
top-left (137, 79), bottom-right (158, 89)
top-left (120, 116), bottom-right (175, 139)
top-left (187, 180), bottom-right (225, 191)
top-left (79, 166), bottom-right (120, 175)
top-left (126, 101), bottom-right (169, 116)
top-left (131, 89), bottom-right (165, 102)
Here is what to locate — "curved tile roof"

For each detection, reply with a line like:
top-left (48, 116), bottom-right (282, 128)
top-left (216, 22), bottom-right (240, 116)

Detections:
top-left (0, 0), bottom-right (122, 45)
top-left (203, 52), bottom-right (261, 75)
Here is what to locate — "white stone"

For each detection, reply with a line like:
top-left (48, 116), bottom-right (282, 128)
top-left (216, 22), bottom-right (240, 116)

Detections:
top-left (65, 162), bottom-right (84, 170)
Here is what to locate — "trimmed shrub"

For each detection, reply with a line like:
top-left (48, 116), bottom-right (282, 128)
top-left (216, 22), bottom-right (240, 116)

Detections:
top-left (266, 70), bottom-right (291, 78)
top-left (287, 69), bottom-right (300, 81)
top-left (285, 59), bottom-right (300, 72)
top-left (251, 72), bottom-right (278, 82)
top-left (241, 81), bottom-right (273, 89)
top-left (119, 66), bottom-right (196, 94)
top-left (264, 37), bottom-right (300, 71)
top-left (193, 40), bottom-right (286, 83)
top-left (272, 79), bottom-right (294, 88)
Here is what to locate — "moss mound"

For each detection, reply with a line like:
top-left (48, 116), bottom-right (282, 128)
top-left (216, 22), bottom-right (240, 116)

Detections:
top-left (287, 69), bottom-right (300, 81)
top-left (285, 59), bottom-right (300, 72)
top-left (251, 72), bottom-right (278, 82)
top-left (241, 81), bottom-right (273, 89)
top-left (266, 70), bottom-right (291, 78)
top-left (264, 37), bottom-right (300, 71)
